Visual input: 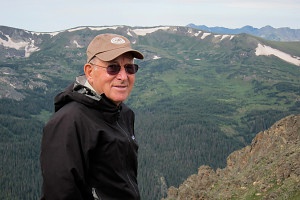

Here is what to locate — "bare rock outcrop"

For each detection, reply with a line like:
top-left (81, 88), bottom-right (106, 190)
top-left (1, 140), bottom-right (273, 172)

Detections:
top-left (163, 114), bottom-right (300, 200)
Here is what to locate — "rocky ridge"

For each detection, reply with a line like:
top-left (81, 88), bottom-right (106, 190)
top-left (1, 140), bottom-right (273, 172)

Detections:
top-left (163, 114), bottom-right (300, 200)
top-left (187, 24), bottom-right (300, 41)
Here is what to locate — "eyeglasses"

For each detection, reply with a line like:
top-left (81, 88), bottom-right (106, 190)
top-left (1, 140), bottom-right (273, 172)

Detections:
top-left (90, 63), bottom-right (139, 75)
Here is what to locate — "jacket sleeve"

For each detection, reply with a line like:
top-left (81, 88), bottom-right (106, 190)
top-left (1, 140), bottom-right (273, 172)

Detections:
top-left (40, 110), bottom-right (92, 200)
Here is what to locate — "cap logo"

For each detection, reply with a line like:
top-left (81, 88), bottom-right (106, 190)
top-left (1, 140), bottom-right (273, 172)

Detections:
top-left (111, 37), bottom-right (126, 44)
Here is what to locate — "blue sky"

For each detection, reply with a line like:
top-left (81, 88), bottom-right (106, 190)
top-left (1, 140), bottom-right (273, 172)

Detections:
top-left (2, 0), bottom-right (299, 32)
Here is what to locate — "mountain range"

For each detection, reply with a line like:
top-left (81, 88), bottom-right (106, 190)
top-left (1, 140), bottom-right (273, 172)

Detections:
top-left (187, 24), bottom-right (300, 41)
top-left (0, 25), bottom-right (300, 200)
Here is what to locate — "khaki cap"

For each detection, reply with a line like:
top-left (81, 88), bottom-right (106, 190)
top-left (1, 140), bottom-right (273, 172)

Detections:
top-left (86, 33), bottom-right (144, 62)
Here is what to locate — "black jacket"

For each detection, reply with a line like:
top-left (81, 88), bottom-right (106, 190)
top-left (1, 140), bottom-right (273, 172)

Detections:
top-left (40, 76), bottom-right (140, 200)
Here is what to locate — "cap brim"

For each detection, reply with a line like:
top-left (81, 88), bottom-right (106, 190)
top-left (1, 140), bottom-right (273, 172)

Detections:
top-left (95, 47), bottom-right (144, 62)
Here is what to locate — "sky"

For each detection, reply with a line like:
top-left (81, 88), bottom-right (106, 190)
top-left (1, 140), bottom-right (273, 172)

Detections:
top-left (1, 0), bottom-right (300, 32)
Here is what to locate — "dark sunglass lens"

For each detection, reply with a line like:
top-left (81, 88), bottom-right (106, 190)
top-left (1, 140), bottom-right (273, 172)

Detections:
top-left (107, 64), bottom-right (121, 75)
top-left (125, 64), bottom-right (139, 74)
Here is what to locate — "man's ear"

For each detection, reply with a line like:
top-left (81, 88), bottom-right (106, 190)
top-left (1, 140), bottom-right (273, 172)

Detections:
top-left (84, 63), bottom-right (94, 83)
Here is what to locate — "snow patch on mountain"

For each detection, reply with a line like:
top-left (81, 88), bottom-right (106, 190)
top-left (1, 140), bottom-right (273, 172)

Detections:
top-left (89, 26), bottom-right (119, 31)
top-left (221, 35), bottom-right (234, 40)
top-left (73, 40), bottom-right (83, 48)
top-left (0, 34), bottom-right (27, 49)
top-left (201, 33), bottom-right (211, 39)
top-left (24, 41), bottom-right (39, 57)
top-left (31, 31), bottom-right (60, 37)
top-left (255, 44), bottom-right (300, 66)
top-left (194, 31), bottom-right (202, 37)
top-left (132, 27), bottom-right (170, 36)
top-left (0, 33), bottom-right (40, 57)
top-left (30, 26), bottom-right (120, 36)
top-left (211, 34), bottom-right (234, 41)
top-left (68, 27), bottom-right (88, 32)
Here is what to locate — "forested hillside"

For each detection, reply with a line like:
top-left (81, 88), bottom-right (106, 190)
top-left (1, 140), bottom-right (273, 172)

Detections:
top-left (163, 114), bottom-right (300, 199)
top-left (0, 25), bottom-right (299, 200)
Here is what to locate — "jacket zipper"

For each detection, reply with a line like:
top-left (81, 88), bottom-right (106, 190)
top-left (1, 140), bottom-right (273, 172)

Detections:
top-left (92, 187), bottom-right (101, 200)
top-left (116, 121), bottom-right (139, 196)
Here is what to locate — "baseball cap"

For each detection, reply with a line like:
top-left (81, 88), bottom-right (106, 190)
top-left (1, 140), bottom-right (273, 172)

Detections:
top-left (86, 33), bottom-right (144, 63)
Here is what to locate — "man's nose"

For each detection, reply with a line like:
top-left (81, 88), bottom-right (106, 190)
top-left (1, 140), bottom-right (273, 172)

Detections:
top-left (116, 67), bottom-right (128, 80)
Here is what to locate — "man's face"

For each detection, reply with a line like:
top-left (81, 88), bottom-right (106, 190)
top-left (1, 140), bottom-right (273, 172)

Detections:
top-left (85, 53), bottom-right (136, 105)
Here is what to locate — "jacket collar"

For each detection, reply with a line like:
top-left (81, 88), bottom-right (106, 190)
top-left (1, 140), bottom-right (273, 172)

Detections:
top-left (54, 75), bottom-right (122, 122)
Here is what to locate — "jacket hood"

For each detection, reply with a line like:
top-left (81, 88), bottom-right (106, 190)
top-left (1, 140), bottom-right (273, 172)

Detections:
top-left (54, 75), bottom-right (122, 115)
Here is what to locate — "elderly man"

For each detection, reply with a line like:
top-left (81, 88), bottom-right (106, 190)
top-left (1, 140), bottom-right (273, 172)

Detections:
top-left (40, 33), bottom-right (144, 200)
